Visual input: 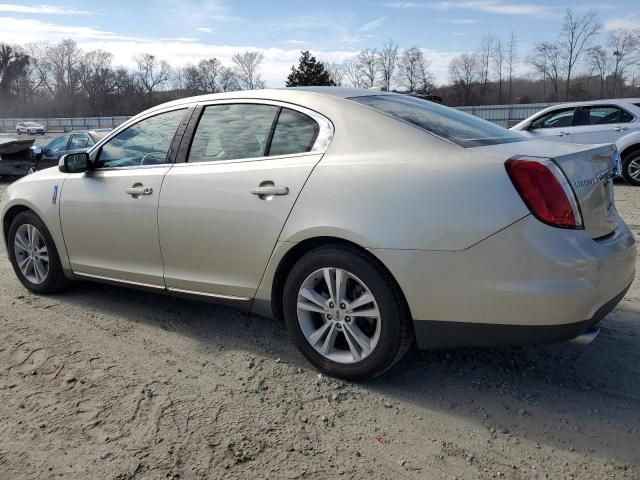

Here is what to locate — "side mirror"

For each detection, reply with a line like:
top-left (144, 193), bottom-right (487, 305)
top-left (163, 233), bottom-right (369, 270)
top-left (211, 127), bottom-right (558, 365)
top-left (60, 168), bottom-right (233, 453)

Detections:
top-left (59, 152), bottom-right (90, 173)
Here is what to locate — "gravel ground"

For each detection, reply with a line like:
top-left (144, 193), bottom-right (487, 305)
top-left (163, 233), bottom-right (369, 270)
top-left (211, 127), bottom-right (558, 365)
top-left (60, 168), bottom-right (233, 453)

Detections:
top-left (0, 178), bottom-right (639, 480)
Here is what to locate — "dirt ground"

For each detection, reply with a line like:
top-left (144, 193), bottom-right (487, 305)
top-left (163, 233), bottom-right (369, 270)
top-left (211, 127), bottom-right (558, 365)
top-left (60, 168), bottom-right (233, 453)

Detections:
top-left (0, 178), bottom-right (639, 480)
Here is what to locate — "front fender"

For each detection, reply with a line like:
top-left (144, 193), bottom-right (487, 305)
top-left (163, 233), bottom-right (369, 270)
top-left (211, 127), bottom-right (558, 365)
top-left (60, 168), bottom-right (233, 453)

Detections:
top-left (1, 170), bottom-right (70, 271)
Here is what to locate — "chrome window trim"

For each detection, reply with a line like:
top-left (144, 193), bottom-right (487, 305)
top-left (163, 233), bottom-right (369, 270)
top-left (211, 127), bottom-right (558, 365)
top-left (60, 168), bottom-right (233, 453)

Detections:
top-left (192, 98), bottom-right (334, 156)
top-left (171, 151), bottom-right (321, 169)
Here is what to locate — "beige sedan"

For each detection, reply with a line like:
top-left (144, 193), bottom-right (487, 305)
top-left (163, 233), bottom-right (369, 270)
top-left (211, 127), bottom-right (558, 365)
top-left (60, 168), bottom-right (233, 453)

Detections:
top-left (1, 88), bottom-right (636, 380)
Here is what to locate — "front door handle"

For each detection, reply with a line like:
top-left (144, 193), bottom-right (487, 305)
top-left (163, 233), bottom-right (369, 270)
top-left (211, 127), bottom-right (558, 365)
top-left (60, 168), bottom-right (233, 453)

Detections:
top-left (250, 186), bottom-right (289, 196)
top-left (556, 131), bottom-right (570, 137)
top-left (614, 127), bottom-right (627, 132)
top-left (126, 185), bottom-right (153, 197)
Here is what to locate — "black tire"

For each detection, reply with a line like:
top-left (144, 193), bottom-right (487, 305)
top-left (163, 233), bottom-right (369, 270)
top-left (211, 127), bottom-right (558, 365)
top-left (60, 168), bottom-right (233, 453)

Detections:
top-left (27, 129), bottom-right (32, 135)
top-left (26, 164), bottom-right (38, 175)
top-left (17, 130), bottom-right (21, 135)
top-left (622, 150), bottom-right (640, 186)
top-left (283, 244), bottom-right (414, 381)
top-left (7, 211), bottom-right (70, 294)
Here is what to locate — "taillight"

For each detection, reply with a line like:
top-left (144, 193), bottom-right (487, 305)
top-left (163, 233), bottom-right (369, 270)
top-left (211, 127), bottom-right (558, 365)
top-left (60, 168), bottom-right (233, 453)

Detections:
top-left (505, 156), bottom-right (583, 229)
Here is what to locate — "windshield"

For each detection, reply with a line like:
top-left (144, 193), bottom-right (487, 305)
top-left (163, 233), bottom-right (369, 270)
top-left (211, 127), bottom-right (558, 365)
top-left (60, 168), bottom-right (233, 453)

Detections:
top-left (25, 122), bottom-right (40, 127)
top-left (350, 95), bottom-right (524, 148)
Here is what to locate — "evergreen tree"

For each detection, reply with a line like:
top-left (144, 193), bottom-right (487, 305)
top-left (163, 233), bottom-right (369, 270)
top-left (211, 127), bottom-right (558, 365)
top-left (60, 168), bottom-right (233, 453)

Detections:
top-left (286, 51), bottom-right (336, 87)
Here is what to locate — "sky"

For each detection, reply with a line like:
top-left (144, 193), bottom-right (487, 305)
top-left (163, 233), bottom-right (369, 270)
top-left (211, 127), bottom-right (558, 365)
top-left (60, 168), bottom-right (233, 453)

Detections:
top-left (0, 0), bottom-right (638, 86)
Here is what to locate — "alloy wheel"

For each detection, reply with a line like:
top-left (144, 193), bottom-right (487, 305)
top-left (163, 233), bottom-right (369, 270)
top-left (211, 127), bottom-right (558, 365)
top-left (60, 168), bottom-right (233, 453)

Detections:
top-left (296, 267), bottom-right (381, 364)
top-left (13, 224), bottom-right (49, 284)
top-left (628, 156), bottom-right (640, 182)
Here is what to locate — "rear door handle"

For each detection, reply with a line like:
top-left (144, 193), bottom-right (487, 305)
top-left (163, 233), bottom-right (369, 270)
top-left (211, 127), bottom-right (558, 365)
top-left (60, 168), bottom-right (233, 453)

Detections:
top-left (126, 186), bottom-right (153, 197)
top-left (614, 127), bottom-right (627, 132)
top-left (250, 186), bottom-right (289, 196)
top-left (556, 132), bottom-right (570, 137)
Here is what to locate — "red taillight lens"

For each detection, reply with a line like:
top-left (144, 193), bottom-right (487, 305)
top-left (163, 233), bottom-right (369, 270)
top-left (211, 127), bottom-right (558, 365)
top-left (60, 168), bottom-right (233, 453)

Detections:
top-left (505, 157), bottom-right (582, 229)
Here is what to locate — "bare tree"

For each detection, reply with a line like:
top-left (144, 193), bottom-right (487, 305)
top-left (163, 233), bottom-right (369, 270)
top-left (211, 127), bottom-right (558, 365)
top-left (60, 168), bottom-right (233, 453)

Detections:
top-left (77, 49), bottom-right (117, 113)
top-left (378, 40), bottom-right (399, 91)
top-left (324, 62), bottom-right (345, 86)
top-left (507, 31), bottom-right (518, 103)
top-left (397, 47), bottom-right (432, 92)
top-left (449, 53), bottom-right (480, 105)
top-left (356, 49), bottom-right (378, 88)
top-left (232, 51), bottom-right (266, 90)
top-left (491, 37), bottom-right (506, 103)
top-left (587, 45), bottom-right (610, 97)
top-left (529, 42), bottom-right (563, 101)
top-left (196, 58), bottom-right (224, 93)
top-left (608, 28), bottom-right (639, 96)
top-left (134, 53), bottom-right (170, 107)
top-left (478, 35), bottom-right (494, 104)
top-left (339, 57), bottom-right (361, 87)
top-left (560, 9), bottom-right (601, 101)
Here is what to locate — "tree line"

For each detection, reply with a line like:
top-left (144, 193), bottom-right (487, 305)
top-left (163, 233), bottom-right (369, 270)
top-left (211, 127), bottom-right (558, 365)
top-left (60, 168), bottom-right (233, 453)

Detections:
top-left (1, 8), bottom-right (639, 118)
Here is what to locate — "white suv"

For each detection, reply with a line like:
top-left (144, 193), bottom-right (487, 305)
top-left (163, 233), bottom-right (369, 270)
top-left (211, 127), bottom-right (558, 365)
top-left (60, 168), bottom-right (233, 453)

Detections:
top-left (511, 99), bottom-right (640, 185)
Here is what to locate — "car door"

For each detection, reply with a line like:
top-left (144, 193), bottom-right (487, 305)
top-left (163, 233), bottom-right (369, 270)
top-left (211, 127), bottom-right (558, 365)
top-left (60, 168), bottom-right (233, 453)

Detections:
top-left (519, 107), bottom-right (578, 143)
top-left (59, 108), bottom-right (189, 287)
top-left (570, 105), bottom-right (638, 145)
top-left (40, 135), bottom-right (71, 169)
top-left (158, 101), bottom-right (331, 299)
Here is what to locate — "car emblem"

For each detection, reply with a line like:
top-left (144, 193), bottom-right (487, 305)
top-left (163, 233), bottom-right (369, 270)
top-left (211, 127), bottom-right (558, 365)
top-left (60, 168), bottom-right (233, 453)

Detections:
top-left (52, 185), bottom-right (58, 205)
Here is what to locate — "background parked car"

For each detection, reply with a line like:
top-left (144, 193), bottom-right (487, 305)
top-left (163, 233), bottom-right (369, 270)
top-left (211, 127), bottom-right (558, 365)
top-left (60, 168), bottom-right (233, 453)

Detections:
top-left (15, 122), bottom-right (46, 135)
top-left (511, 99), bottom-right (640, 186)
top-left (29, 130), bottom-right (110, 174)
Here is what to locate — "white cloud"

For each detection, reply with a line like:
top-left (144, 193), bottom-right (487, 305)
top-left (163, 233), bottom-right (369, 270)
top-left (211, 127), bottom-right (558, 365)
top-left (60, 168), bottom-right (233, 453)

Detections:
top-left (196, 27), bottom-right (214, 33)
top-left (446, 19), bottom-right (478, 24)
top-left (0, 3), bottom-right (91, 15)
top-left (604, 17), bottom-right (640, 31)
top-left (0, 16), bottom-right (133, 41)
top-left (382, 1), bottom-right (553, 16)
top-left (359, 16), bottom-right (387, 32)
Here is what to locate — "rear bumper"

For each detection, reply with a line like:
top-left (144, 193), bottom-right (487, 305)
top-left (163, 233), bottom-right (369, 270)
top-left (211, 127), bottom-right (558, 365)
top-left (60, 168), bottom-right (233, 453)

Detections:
top-left (412, 282), bottom-right (630, 349)
top-left (371, 214), bottom-right (636, 349)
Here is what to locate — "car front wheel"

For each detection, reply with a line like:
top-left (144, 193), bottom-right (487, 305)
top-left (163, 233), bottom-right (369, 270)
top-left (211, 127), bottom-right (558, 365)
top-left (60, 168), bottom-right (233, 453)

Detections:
top-left (26, 165), bottom-right (38, 175)
top-left (283, 245), bottom-right (413, 381)
top-left (8, 211), bottom-right (70, 294)
top-left (622, 150), bottom-right (640, 186)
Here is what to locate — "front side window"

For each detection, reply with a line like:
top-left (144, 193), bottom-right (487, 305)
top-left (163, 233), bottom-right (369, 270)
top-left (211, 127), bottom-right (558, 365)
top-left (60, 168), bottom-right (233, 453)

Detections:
top-left (269, 108), bottom-right (319, 156)
top-left (351, 95), bottom-right (523, 147)
top-left (47, 135), bottom-right (70, 154)
top-left (188, 104), bottom-right (278, 163)
top-left (96, 109), bottom-right (186, 168)
top-left (581, 106), bottom-right (634, 125)
top-left (531, 108), bottom-right (577, 129)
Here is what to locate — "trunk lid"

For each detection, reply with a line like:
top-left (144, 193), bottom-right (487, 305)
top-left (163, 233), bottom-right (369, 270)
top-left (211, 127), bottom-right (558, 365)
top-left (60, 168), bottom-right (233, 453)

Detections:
top-left (484, 140), bottom-right (619, 238)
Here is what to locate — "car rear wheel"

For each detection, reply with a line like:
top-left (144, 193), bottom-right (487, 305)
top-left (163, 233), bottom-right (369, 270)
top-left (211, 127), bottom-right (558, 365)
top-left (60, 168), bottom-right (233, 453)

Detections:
top-left (622, 150), bottom-right (640, 186)
top-left (283, 245), bottom-right (413, 381)
top-left (27, 129), bottom-right (32, 135)
top-left (8, 211), bottom-right (70, 294)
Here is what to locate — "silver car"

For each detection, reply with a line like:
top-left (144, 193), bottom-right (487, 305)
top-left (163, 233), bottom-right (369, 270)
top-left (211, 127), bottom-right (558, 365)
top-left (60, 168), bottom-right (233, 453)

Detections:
top-left (511, 99), bottom-right (640, 186)
top-left (16, 122), bottom-right (47, 136)
top-left (1, 88), bottom-right (636, 380)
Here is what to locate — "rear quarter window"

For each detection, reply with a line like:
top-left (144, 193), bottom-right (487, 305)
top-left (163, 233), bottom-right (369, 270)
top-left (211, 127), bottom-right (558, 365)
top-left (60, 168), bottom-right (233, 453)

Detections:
top-left (350, 95), bottom-right (523, 148)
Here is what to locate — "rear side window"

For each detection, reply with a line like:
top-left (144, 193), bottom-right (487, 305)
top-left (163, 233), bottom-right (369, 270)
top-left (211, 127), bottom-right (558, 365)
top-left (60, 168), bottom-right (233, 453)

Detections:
top-left (531, 108), bottom-right (577, 129)
top-left (350, 95), bottom-right (523, 147)
top-left (268, 108), bottom-right (319, 156)
top-left (581, 106), bottom-right (634, 125)
top-left (188, 104), bottom-right (278, 162)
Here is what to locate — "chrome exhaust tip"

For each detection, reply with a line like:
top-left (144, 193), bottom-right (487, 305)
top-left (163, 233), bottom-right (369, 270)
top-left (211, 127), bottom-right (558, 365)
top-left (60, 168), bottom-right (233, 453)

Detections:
top-left (569, 328), bottom-right (599, 346)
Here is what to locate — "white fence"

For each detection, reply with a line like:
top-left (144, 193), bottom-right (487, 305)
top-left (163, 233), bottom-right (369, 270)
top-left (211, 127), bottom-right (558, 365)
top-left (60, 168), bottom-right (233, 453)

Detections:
top-left (0, 103), bottom-right (557, 132)
top-left (456, 102), bottom-right (557, 127)
top-left (0, 116), bottom-right (131, 132)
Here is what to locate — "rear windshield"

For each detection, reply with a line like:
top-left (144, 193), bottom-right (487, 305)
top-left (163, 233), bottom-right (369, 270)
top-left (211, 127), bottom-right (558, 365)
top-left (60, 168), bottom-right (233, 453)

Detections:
top-left (350, 95), bottom-right (524, 148)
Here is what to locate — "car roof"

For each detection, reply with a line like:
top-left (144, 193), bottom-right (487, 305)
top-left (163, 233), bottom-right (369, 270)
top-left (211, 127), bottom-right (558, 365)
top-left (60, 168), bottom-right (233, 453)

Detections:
top-left (142, 87), bottom-right (394, 115)
top-left (547, 98), bottom-right (640, 108)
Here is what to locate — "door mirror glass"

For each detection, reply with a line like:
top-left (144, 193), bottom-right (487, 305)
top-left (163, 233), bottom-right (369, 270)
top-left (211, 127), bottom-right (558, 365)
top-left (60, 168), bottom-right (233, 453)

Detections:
top-left (59, 152), bottom-right (89, 173)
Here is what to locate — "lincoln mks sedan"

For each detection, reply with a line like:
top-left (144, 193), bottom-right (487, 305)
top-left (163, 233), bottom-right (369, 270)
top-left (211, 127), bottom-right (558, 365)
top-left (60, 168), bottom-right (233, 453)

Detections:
top-left (1, 88), bottom-right (636, 380)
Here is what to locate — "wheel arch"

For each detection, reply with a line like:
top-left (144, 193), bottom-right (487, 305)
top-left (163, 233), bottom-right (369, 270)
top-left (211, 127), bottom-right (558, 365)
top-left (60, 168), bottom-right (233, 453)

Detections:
top-left (268, 236), bottom-right (411, 323)
top-left (620, 142), bottom-right (640, 160)
top-left (2, 204), bottom-right (32, 250)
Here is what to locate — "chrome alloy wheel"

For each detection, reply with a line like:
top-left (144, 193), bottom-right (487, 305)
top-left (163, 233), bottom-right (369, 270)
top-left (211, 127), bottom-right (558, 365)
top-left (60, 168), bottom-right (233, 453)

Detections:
top-left (628, 157), bottom-right (640, 181)
top-left (297, 267), bottom-right (381, 364)
top-left (13, 224), bottom-right (49, 284)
